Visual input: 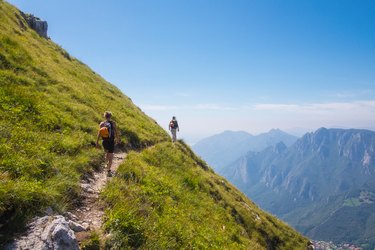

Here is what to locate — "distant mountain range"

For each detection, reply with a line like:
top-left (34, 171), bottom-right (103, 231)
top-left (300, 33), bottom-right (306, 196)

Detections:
top-left (223, 128), bottom-right (375, 249)
top-left (193, 129), bottom-right (298, 172)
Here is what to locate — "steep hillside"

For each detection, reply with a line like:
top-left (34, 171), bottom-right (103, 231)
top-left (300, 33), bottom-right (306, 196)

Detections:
top-left (0, 0), bottom-right (168, 241)
top-left (193, 129), bottom-right (297, 172)
top-left (102, 141), bottom-right (308, 249)
top-left (224, 128), bottom-right (375, 249)
top-left (0, 1), bottom-right (309, 248)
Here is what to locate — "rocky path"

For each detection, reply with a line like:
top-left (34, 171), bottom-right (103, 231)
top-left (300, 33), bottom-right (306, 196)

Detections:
top-left (75, 153), bottom-right (126, 241)
top-left (5, 152), bottom-right (126, 250)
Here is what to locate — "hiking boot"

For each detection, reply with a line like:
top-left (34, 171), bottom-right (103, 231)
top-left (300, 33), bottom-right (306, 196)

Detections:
top-left (107, 170), bottom-right (112, 177)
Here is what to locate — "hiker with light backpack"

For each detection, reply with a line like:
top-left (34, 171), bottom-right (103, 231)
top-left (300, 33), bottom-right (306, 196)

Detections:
top-left (169, 116), bottom-right (179, 142)
top-left (96, 111), bottom-right (119, 177)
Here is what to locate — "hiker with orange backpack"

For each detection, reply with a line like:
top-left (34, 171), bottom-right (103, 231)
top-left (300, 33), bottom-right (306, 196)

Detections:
top-left (96, 111), bottom-right (119, 177)
top-left (169, 116), bottom-right (179, 142)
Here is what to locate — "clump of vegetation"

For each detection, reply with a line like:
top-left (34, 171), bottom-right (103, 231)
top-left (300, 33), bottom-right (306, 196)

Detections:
top-left (102, 142), bottom-right (309, 249)
top-left (0, 1), bottom-right (168, 242)
top-left (79, 231), bottom-right (101, 250)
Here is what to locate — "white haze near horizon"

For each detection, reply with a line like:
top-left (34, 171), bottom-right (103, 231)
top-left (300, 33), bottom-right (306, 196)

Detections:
top-left (139, 100), bottom-right (375, 145)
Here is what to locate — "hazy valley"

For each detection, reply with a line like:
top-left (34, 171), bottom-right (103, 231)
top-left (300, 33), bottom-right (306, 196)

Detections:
top-left (195, 128), bottom-right (375, 249)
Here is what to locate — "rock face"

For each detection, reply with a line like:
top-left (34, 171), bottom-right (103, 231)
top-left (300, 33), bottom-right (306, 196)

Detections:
top-left (223, 128), bottom-right (375, 247)
top-left (5, 215), bottom-right (82, 250)
top-left (21, 12), bottom-right (48, 38)
top-left (226, 128), bottom-right (375, 202)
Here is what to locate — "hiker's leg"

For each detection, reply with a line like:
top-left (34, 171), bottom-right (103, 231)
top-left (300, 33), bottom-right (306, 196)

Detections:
top-left (171, 129), bottom-right (177, 142)
top-left (103, 140), bottom-right (110, 165)
top-left (105, 139), bottom-right (115, 170)
top-left (105, 151), bottom-right (109, 166)
top-left (107, 153), bottom-right (114, 170)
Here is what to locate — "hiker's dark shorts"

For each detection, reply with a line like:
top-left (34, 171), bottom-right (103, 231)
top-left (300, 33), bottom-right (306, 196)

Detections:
top-left (102, 139), bottom-right (115, 153)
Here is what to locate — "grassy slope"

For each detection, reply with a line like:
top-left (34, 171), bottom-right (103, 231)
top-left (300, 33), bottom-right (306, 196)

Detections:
top-left (0, 0), bottom-right (168, 241)
top-left (102, 141), bottom-right (308, 249)
top-left (0, 1), bottom-right (309, 248)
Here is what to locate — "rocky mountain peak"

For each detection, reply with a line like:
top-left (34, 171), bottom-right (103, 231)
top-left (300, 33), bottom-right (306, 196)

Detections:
top-left (223, 128), bottom-right (375, 247)
top-left (269, 128), bottom-right (282, 134)
top-left (20, 12), bottom-right (48, 38)
top-left (273, 141), bottom-right (287, 154)
top-left (298, 129), bottom-right (375, 168)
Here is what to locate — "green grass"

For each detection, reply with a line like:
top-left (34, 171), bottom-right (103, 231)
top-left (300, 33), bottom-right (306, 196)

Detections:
top-left (0, 1), bottom-right (309, 248)
top-left (102, 141), bottom-right (309, 249)
top-left (343, 198), bottom-right (361, 207)
top-left (360, 191), bottom-right (375, 203)
top-left (0, 1), bottom-right (168, 242)
top-left (80, 231), bottom-right (101, 250)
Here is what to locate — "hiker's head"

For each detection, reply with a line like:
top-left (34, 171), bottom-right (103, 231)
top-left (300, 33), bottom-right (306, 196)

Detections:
top-left (172, 116), bottom-right (176, 120)
top-left (104, 111), bottom-right (112, 120)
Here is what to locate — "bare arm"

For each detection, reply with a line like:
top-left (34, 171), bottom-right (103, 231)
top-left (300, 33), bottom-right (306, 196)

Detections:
top-left (96, 131), bottom-right (100, 147)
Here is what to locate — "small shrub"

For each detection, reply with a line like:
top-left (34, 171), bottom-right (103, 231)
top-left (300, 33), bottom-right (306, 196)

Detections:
top-left (80, 231), bottom-right (101, 250)
top-left (183, 176), bottom-right (199, 191)
top-left (105, 208), bottom-right (145, 249)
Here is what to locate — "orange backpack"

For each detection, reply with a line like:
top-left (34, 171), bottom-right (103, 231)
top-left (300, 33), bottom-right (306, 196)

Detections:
top-left (99, 126), bottom-right (109, 138)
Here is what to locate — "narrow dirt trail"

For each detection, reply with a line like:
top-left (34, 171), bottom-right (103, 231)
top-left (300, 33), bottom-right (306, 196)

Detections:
top-left (5, 152), bottom-right (127, 250)
top-left (74, 152), bottom-right (127, 241)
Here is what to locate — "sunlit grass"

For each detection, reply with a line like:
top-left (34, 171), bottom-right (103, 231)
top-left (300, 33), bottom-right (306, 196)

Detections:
top-left (0, 1), bottom-right (168, 241)
top-left (102, 141), bottom-right (308, 249)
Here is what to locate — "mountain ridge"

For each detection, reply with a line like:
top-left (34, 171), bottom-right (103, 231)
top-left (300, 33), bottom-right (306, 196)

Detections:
top-left (193, 129), bottom-right (298, 172)
top-left (223, 127), bottom-right (375, 249)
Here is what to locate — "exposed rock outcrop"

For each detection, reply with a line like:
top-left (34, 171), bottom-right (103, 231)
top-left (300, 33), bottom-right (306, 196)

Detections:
top-left (4, 153), bottom-right (126, 249)
top-left (20, 12), bottom-right (48, 38)
top-left (5, 215), bottom-right (82, 250)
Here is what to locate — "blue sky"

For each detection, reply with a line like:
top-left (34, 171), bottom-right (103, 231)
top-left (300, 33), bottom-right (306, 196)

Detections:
top-left (8, 0), bottom-right (375, 143)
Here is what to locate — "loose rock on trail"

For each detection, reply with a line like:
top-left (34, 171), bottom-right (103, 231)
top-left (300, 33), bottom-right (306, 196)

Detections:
top-left (74, 153), bottom-right (126, 242)
top-left (5, 153), bottom-right (126, 250)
